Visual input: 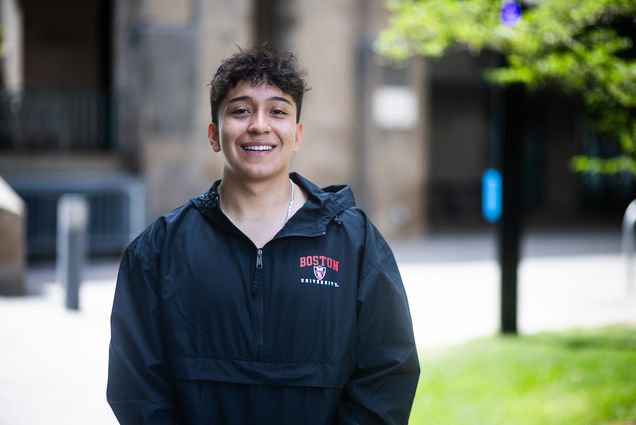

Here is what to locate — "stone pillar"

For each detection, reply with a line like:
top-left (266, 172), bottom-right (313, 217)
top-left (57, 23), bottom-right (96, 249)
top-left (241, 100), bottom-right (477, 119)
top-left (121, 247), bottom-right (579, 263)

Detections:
top-left (0, 177), bottom-right (25, 295)
top-left (364, 58), bottom-right (430, 238)
top-left (290, 0), bottom-right (357, 186)
top-left (114, 0), bottom-right (252, 219)
top-left (291, 0), bottom-right (430, 238)
top-left (193, 0), bottom-right (253, 186)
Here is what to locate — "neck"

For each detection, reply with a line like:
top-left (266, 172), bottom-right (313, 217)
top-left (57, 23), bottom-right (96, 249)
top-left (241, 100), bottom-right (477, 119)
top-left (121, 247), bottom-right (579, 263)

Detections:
top-left (218, 173), bottom-right (292, 222)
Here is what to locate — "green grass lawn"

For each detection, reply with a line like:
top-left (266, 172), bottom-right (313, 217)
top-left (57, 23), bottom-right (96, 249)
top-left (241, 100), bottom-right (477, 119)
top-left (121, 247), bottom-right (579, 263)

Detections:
top-left (410, 325), bottom-right (636, 425)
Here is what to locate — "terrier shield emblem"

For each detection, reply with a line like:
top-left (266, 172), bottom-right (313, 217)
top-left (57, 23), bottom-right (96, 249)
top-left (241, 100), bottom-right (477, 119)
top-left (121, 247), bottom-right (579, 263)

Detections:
top-left (313, 265), bottom-right (326, 280)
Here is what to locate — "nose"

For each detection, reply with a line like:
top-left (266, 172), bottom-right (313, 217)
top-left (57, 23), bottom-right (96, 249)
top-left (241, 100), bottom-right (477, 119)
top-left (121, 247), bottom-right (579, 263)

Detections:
top-left (248, 111), bottom-right (271, 134)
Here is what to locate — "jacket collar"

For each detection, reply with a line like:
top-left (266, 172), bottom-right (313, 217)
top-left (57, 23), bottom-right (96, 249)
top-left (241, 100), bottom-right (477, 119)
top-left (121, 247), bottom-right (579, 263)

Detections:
top-left (191, 172), bottom-right (356, 238)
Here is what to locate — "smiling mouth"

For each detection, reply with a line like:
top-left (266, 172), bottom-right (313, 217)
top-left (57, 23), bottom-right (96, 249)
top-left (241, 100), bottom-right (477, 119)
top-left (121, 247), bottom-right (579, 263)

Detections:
top-left (242, 145), bottom-right (273, 152)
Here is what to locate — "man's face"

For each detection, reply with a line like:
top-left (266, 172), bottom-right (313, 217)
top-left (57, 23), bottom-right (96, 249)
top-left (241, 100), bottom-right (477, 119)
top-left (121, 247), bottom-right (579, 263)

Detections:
top-left (208, 80), bottom-right (303, 182)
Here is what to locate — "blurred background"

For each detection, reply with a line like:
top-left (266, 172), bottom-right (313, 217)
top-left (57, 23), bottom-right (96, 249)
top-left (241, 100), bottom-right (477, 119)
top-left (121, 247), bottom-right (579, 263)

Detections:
top-left (0, 0), bottom-right (634, 424)
top-left (0, 0), bottom-right (633, 256)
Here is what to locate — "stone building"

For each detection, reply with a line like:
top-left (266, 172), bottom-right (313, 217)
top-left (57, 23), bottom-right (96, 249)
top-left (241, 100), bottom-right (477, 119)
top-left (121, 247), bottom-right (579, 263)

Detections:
top-left (0, 0), bottom-right (630, 258)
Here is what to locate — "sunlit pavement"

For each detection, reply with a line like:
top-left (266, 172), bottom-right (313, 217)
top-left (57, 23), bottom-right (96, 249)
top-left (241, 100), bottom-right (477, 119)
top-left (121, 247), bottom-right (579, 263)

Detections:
top-left (1, 231), bottom-right (634, 424)
top-left (0, 262), bottom-right (118, 425)
top-left (397, 230), bottom-right (635, 348)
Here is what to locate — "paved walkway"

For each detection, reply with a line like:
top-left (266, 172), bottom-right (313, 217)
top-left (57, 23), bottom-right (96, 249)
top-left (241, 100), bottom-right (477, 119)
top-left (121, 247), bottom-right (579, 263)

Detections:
top-left (0, 231), bottom-right (634, 424)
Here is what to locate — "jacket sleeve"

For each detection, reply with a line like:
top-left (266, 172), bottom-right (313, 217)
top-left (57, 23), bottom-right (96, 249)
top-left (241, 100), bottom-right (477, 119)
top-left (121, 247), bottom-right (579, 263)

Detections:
top-left (337, 220), bottom-right (420, 425)
top-left (107, 225), bottom-right (182, 425)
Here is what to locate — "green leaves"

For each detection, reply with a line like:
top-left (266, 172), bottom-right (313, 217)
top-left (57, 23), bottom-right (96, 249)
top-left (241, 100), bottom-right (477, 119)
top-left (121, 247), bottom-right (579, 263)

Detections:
top-left (376, 0), bottom-right (636, 174)
top-left (377, 0), bottom-right (502, 59)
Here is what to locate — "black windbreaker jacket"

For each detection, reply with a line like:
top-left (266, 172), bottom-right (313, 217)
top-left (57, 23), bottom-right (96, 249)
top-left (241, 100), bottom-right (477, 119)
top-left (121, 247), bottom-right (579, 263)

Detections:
top-left (107, 173), bottom-right (420, 425)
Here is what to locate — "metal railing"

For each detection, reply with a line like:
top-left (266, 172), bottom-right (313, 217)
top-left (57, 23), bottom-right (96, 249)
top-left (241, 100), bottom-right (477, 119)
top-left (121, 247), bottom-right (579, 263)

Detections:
top-left (0, 89), bottom-right (113, 151)
top-left (6, 174), bottom-right (145, 258)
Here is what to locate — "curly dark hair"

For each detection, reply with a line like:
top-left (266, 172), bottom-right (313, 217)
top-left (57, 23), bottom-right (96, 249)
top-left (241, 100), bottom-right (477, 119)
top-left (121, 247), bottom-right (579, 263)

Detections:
top-left (209, 47), bottom-right (310, 125)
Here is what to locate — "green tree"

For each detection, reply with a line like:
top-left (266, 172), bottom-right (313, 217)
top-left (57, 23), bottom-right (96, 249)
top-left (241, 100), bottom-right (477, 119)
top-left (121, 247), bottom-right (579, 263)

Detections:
top-left (375, 0), bottom-right (636, 174)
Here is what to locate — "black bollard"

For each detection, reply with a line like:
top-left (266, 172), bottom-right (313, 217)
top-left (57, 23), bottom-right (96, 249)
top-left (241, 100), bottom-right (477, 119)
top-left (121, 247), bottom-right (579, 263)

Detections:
top-left (57, 194), bottom-right (88, 311)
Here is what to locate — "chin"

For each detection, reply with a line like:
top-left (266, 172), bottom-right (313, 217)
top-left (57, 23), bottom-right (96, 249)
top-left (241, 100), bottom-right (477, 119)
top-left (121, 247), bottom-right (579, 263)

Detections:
top-left (232, 167), bottom-right (287, 182)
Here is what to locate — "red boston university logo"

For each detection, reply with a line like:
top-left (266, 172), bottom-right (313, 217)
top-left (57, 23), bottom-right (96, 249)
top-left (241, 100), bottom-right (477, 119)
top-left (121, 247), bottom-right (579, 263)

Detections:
top-left (298, 255), bottom-right (340, 288)
top-left (299, 255), bottom-right (339, 272)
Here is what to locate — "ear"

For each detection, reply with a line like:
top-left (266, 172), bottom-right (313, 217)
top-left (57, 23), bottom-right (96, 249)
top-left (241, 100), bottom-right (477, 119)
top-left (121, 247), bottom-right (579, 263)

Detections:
top-left (292, 123), bottom-right (303, 153)
top-left (208, 122), bottom-right (221, 152)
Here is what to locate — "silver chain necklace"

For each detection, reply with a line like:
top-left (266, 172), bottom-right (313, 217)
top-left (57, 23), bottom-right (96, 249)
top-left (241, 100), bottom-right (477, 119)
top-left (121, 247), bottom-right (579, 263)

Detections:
top-left (284, 178), bottom-right (295, 224)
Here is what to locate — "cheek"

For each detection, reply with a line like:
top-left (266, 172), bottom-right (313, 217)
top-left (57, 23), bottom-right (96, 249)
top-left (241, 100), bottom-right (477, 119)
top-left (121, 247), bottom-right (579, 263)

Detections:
top-left (277, 125), bottom-right (299, 144)
top-left (220, 125), bottom-right (241, 143)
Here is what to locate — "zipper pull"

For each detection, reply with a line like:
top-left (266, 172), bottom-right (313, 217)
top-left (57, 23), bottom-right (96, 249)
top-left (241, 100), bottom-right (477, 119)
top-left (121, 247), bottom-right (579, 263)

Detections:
top-left (256, 249), bottom-right (263, 269)
top-left (252, 249), bottom-right (263, 295)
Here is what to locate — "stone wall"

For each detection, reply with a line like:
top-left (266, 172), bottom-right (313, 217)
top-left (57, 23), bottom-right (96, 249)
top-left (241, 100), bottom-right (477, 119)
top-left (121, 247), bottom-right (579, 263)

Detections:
top-left (117, 0), bottom-right (429, 238)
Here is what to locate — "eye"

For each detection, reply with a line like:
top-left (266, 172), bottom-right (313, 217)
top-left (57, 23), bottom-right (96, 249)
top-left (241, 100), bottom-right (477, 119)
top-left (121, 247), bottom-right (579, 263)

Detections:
top-left (271, 108), bottom-right (288, 116)
top-left (230, 107), bottom-right (251, 115)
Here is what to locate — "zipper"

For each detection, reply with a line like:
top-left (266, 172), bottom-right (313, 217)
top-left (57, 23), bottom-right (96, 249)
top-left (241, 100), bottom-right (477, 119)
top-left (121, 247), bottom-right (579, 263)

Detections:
top-left (250, 229), bottom-right (332, 353)
top-left (253, 248), bottom-right (265, 353)
top-left (249, 227), bottom-right (334, 355)
top-left (256, 248), bottom-right (263, 269)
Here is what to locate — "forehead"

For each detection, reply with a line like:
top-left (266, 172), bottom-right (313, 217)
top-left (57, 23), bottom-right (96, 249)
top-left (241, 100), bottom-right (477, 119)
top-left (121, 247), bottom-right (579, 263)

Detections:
top-left (224, 80), bottom-right (295, 104)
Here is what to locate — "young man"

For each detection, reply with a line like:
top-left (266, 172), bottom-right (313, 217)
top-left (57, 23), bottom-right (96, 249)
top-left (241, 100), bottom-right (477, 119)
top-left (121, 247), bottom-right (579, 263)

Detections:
top-left (107, 47), bottom-right (419, 425)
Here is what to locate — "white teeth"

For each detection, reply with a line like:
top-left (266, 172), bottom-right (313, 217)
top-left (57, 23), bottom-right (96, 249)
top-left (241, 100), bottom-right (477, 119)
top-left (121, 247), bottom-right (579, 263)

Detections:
top-left (243, 146), bottom-right (272, 151)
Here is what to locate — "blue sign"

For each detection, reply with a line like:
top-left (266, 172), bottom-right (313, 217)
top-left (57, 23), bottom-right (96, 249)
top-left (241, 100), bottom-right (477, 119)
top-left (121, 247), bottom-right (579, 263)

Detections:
top-left (482, 168), bottom-right (502, 223)
top-left (500, 0), bottom-right (521, 27)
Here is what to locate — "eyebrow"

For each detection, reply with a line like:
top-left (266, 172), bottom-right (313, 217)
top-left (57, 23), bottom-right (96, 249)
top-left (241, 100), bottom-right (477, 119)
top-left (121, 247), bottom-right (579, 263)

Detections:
top-left (227, 95), bottom-right (293, 106)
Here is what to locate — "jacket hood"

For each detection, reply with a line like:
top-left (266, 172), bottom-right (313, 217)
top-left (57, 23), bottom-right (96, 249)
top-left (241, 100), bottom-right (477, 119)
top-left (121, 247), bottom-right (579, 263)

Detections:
top-left (191, 172), bottom-right (356, 237)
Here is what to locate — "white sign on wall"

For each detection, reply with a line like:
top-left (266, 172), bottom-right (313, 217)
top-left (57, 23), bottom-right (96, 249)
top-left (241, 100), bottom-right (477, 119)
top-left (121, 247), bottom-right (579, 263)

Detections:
top-left (372, 85), bottom-right (419, 130)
